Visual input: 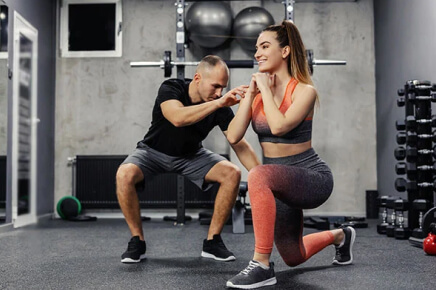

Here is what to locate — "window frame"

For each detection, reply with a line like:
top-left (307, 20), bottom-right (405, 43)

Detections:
top-left (60, 0), bottom-right (122, 58)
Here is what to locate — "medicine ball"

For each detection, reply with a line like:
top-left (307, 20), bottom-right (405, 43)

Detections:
top-left (185, 2), bottom-right (233, 48)
top-left (56, 197), bottom-right (96, 222)
top-left (233, 7), bottom-right (275, 53)
top-left (57, 196), bottom-right (82, 220)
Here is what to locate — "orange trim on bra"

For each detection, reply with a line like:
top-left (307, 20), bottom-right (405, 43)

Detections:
top-left (252, 78), bottom-right (300, 115)
top-left (252, 78), bottom-right (313, 121)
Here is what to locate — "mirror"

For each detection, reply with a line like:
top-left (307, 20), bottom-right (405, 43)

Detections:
top-left (11, 11), bottom-right (38, 227)
top-left (0, 4), bottom-right (8, 223)
top-left (16, 32), bottom-right (33, 216)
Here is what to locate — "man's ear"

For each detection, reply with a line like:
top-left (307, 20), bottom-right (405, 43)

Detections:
top-left (282, 46), bottom-right (290, 59)
top-left (193, 72), bottom-right (201, 83)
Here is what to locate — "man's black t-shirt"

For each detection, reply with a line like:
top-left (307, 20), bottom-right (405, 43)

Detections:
top-left (138, 78), bottom-right (234, 156)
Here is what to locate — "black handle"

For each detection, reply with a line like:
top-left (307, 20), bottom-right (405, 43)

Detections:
top-left (224, 60), bottom-right (255, 68)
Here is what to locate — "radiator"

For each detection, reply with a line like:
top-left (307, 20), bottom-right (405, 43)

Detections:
top-left (0, 156), bottom-right (5, 209)
top-left (72, 155), bottom-right (219, 210)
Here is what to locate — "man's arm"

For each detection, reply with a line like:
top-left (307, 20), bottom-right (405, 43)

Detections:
top-left (161, 99), bottom-right (221, 127)
top-left (161, 86), bottom-right (247, 127)
top-left (223, 131), bottom-right (260, 171)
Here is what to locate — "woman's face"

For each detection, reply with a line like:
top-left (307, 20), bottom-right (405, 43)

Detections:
top-left (254, 31), bottom-right (287, 73)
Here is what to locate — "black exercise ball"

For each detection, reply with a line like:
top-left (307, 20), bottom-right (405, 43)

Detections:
top-left (57, 196), bottom-right (82, 220)
top-left (233, 7), bottom-right (275, 53)
top-left (185, 2), bottom-right (233, 48)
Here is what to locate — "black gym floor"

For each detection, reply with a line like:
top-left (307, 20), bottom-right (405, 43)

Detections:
top-left (0, 218), bottom-right (434, 289)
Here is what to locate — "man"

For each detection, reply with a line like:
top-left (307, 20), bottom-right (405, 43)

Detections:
top-left (116, 55), bottom-right (260, 263)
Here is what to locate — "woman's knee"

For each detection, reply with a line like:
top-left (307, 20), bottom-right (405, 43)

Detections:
top-left (283, 256), bottom-right (304, 267)
top-left (275, 234), bottom-right (306, 267)
top-left (248, 165), bottom-right (273, 180)
top-left (248, 165), bottom-right (273, 191)
top-left (248, 165), bottom-right (261, 179)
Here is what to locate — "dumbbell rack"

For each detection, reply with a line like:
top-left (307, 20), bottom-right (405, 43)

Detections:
top-left (394, 80), bottom-right (436, 243)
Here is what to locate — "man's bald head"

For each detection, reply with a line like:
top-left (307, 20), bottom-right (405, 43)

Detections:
top-left (190, 55), bottom-right (229, 104)
top-left (196, 55), bottom-right (229, 77)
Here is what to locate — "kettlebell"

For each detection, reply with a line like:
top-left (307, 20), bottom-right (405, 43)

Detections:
top-left (423, 223), bottom-right (436, 255)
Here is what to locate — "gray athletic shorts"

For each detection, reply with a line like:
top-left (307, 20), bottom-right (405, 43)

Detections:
top-left (122, 144), bottom-right (227, 191)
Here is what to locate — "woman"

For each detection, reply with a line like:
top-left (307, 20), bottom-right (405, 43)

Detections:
top-left (226, 20), bottom-right (356, 289)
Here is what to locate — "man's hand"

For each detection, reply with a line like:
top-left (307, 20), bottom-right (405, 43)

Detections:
top-left (217, 85), bottom-right (248, 108)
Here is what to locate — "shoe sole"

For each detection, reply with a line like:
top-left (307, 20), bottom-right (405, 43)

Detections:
top-left (201, 251), bottom-right (236, 261)
top-left (121, 253), bottom-right (146, 263)
top-left (332, 226), bottom-right (356, 265)
top-left (226, 277), bottom-right (277, 289)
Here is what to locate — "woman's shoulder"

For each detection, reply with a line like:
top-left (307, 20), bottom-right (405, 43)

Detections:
top-left (294, 82), bottom-right (317, 99)
top-left (295, 81), bottom-right (316, 91)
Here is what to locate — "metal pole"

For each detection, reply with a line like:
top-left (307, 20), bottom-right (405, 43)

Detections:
top-left (313, 59), bottom-right (347, 66)
top-left (284, 0), bottom-right (294, 21)
top-left (175, 0), bottom-right (185, 80)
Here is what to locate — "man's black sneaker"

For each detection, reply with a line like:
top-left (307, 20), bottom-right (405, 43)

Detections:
top-left (121, 236), bottom-right (146, 263)
top-left (332, 226), bottom-right (356, 265)
top-left (201, 234), bottom-right (235, 261)
top-left (226, 260), bottom-right (277, 289)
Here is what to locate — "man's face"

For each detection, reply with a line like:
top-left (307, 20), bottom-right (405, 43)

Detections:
top-left (197, 65), bottom-right (229, 102)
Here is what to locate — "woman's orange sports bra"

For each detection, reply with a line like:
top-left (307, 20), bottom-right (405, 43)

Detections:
top-left (251, 78), bottom-right (312, 144)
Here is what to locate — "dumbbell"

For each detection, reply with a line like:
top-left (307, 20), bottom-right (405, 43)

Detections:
top-left (396, 132), bottom-right (406, 145)
top-left (376, 195), bottom-right (389, 234)
top-left (400, 131), bottom-right (436, 146)
top-left (397, 146), bottom-right (433, 163)
top-left (397, 96), bottom-right (405, 107)
top-left (412, 199), bottom-right (431, 239)
top-left (397, 88), bottom-right (405, 106)
top-left (386, 197), bottom-right (399, 237)
top-left (394, 146), bottom-right (406, 160)
top-left (395, 119), bottom-right (406, 131)
top-left (394, 199), bottom-right (411, 239)
top-left (405, 115), bottom-right (436, 130)
top-left (392, 145), bottom-right (432, 161)
top-left (400, 81), bottom-right (436, 97)
top-left (395, 178), bottom-right (436, 193)
top-left (396, 131), bottom-right (417, 145)
top-left (407, 92), bottom-right (436, 103)
top-left (398, 88), bottom-right (405, 96)
top-left (395, 162), bottom-right (436, 180)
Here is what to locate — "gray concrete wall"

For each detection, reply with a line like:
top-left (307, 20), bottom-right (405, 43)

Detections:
top-left (55, 0), bottom-right (376, 216)
top-left (374, 0), bottom-right (436, 199)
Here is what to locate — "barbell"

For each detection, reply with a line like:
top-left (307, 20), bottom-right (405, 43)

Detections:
top-left (130, 50), bottom-right (346, 77)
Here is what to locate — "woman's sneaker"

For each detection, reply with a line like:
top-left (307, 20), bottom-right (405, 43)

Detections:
top-left (226, 260), bottom-right (277, 289)
top-left (121, 236), bottom-right (146, 263)
top-left (201, 234), bottom-right (236, 261)
top-left (332, 226), bottom-right (356, 265)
